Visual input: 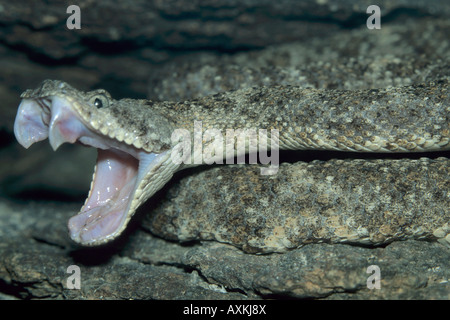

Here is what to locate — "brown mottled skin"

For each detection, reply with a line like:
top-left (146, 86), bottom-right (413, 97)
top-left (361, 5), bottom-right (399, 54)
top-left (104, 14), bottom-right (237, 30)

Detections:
top-left (14, 79), bottom-right (450, 245)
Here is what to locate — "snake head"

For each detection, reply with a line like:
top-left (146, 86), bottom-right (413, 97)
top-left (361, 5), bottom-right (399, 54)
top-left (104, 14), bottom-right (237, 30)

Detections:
top-left (14, 80), bottom-right (178, 246)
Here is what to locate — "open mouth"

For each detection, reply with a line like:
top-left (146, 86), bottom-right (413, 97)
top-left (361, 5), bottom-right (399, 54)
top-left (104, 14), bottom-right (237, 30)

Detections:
top-left (14, 95), bottom-right (166, 245)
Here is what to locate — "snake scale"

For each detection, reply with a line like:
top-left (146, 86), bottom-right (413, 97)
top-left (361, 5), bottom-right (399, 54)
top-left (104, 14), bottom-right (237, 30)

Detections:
top-left (13, 79), bottom-right (450, 246)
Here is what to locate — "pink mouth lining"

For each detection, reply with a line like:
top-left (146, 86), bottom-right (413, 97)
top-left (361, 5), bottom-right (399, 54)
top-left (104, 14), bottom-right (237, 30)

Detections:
top-left (68, 149), bottom-right (139, 244)
top-left (14, 96), bottom-right (161, 245)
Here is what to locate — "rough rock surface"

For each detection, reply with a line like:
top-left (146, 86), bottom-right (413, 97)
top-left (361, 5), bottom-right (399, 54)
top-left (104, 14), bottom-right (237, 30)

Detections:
top-left (0, 0), bottom-right (449, 300)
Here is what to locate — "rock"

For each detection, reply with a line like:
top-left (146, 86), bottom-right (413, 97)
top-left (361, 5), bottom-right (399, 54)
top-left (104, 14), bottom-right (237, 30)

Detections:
top-left (0, 200), bottom-right (250, 299)
top-left (182, 241), bottom-right (450, 299)
top-left (7, 0), bottom-right (448, 59)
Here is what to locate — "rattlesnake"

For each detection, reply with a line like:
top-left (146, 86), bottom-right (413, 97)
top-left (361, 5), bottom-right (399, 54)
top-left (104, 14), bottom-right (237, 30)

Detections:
top-left (13, 79), bottom-right (450, 246)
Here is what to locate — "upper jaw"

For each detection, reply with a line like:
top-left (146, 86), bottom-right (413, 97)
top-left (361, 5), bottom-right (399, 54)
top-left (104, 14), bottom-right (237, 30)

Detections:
top-left (15, 95), bottom-right (94, 150)
top-left (14, 94), bottom-right (165, 245)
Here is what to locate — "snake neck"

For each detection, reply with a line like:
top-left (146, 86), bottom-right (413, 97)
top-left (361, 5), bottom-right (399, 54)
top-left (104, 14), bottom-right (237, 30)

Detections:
top-left (153, 80), bottom-right (450, 153)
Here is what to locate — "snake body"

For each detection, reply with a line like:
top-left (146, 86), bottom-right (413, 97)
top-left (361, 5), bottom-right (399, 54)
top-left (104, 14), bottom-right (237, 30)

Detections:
top-left (13, 79), bottom-right (450, 245)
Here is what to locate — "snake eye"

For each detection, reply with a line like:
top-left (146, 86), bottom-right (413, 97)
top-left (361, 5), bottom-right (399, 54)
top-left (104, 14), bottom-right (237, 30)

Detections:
top-left (94, 98), bottom-right (103, 109)
top-left (90, 94), bottom-right (109, 109)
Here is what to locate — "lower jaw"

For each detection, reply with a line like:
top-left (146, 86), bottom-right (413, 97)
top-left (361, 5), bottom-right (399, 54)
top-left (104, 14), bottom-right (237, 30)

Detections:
top-left (68, 148), bottom-right (139, 245)
top-left (67, 147), bottom-right (165, 245)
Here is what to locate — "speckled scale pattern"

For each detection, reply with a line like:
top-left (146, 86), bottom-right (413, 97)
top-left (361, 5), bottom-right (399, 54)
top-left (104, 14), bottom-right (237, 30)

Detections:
top-left (23, 79), bottom-right (450, 155)
top-left (146, 157), bottom-right (450, 253)
top-left (21, 80), bottom-right (175, 153)
top-left (19, 79), bottom-right (450, 247)
top-left (151, 80), bottom-right (450, 153)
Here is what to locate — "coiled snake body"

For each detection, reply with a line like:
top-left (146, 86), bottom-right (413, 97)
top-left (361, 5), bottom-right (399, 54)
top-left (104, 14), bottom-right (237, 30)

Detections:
top-left (13, 79), bottom-right (450, 245)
